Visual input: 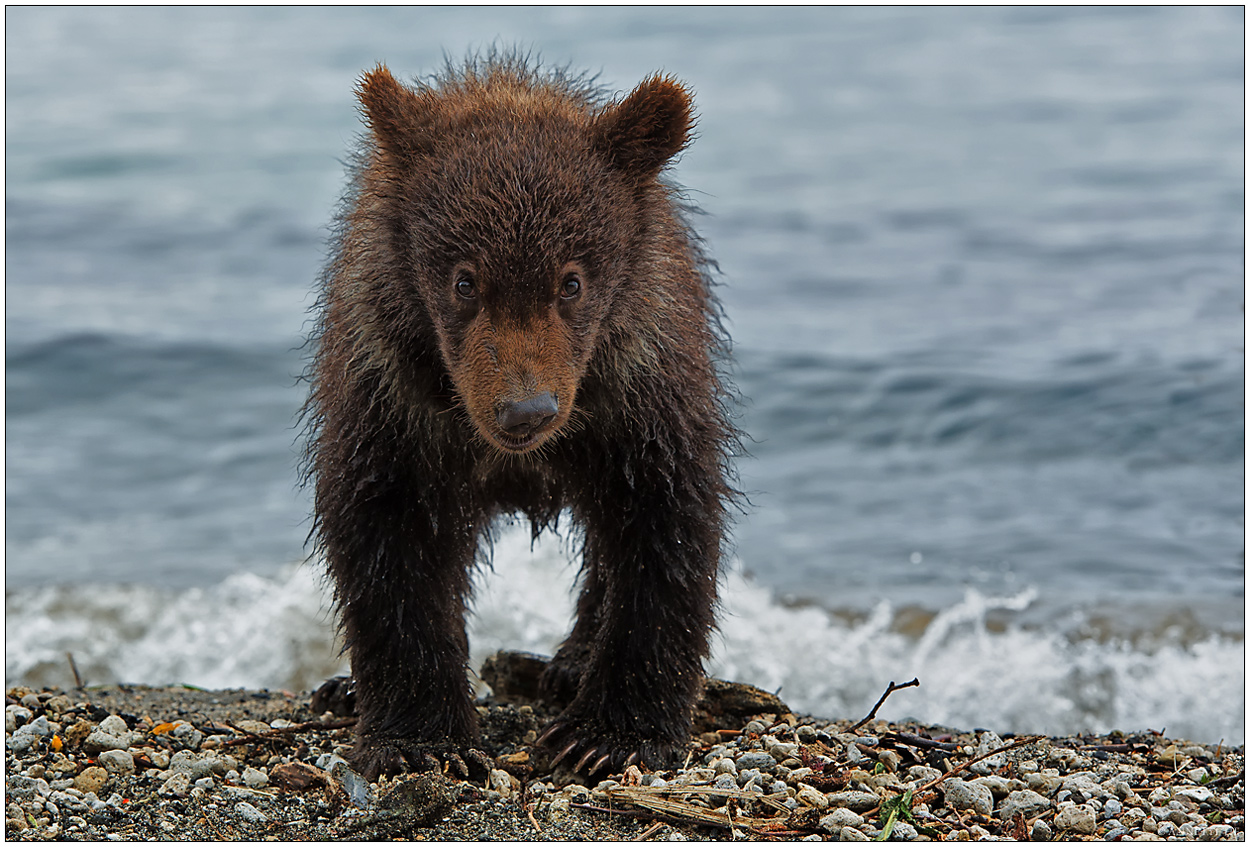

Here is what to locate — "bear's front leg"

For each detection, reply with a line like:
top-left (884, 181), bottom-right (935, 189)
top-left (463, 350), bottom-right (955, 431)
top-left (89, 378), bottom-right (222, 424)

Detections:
top-left (538, 449), bottom-right (725, 776)
top-left (319, 456), bottom-right (489, 781)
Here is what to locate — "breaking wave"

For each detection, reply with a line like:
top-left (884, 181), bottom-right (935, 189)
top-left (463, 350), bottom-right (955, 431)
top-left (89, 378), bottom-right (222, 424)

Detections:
top-left (6, 524), bottom-right (1242, 745)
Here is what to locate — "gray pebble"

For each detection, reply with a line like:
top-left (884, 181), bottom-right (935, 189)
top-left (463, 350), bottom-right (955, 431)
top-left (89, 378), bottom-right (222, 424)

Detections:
top-left (768, 742), bottom-right (800, 762)
top-left (906, 765), bottom-right (941, 785)
top-left (969, 730), bottom-right (1006, 774)
top-left (970, 775), bottom-right (1016, 798)
top-left (20, 715), bottom-right (52, 738)
top-left (1030, 820), bottom-right (1052, 841)
top-left (941, 778), bottom-right (993, 816)
top-left (838, 825), bottom-right (870, 841)
top-left (736, 767), bottom-right (761, 787)
top-left (819, 807), bottom-right (864, 834)
top-left (1201, 824), bottom-right (1234, 841)
top-left (97, 750), bottom-right (135, 776)
top-left (172, 723), bottom-right (204, 750)
top-left (329, 760), bottom-right (373, 808)
top-left (736, 751), bottom-right (775, 771)
top-left (890, 820), bottom-right (918, 840)
top-left (1055, 803), bottom-right (1097, 835)
top-left (169, 750), bottom-right (227, 781)
top-left (6, 705), bottom-right (32, 733)
top-left (20, 693), bottom-right (43, 710)
top-left (999, 789), bottom-right (1051, 821)
top-left (1177, 786), bottom-right (1215, 804)
top-left (713, 756), bottom-right (737, 776)
top-left (234, 800), bottom-right (268, 823)
top-left (796, 784), bottom-right (828, 809)
top-left (1061, 773), bottom-right (1103, 798)
top-left (743, 721), bottom-right (766, 735)
top-left (159, 772), bottom-right (191, 798)
top-left (796, 725), bottom-right (818, 744)
top-left (1025, 769), bottom-right (1063, 796)
top-left (83, 723), bottom-right (135, 755)
top-left (713, 773), bottom-right (737, 791)
top-left (7, 733), bottom-right (36, 755)
top-left (825, 791), bottom-right (880, 812)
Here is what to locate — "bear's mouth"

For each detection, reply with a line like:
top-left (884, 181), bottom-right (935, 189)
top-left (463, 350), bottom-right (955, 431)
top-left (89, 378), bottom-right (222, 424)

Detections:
top-left (490, 428), bottom-right (553, 453)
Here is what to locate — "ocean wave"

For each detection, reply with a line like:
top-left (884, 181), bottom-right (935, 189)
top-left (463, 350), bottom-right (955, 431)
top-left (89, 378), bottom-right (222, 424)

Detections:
top-left (739, 351), bottom-right (1244, 466)
top-left (5, 524), bottom-right (1243, 744)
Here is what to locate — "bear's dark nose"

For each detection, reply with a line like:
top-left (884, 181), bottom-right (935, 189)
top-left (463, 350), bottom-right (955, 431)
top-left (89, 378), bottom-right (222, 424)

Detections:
top-left (497, 392), bottom-right (558, 438)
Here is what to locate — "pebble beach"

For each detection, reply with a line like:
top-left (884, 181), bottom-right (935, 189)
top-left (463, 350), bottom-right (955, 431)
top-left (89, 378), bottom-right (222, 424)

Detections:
top-left (4, 653), bottom-right (1244, 842)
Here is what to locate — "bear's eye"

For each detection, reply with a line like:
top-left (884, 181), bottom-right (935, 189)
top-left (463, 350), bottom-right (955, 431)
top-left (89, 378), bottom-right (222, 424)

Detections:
top-left (560, 272), bottom-right (582, 300)
top-left (454, 269), bottom-right (477, 300)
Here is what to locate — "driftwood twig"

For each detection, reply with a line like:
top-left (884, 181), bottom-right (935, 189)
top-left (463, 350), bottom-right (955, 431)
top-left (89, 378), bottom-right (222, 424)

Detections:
top-left (67, 653), bottom-right (84, 689)
top-left (916, 736), bottom-right (1043, 795)
top-left (848, 678), bottom-right (920, 734)
top-left (218, 717), bottom-right (357, 747)
top-left (632, 821), bottom-right (666, 841)
top-left (881, 732), bottom-right (960, 752)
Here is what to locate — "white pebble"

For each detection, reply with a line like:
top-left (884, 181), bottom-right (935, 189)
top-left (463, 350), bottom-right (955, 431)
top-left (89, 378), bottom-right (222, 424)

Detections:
top-left (97, 715), bottom-right (129, 736)
top-left (242, 767), bottom-right (269, 789)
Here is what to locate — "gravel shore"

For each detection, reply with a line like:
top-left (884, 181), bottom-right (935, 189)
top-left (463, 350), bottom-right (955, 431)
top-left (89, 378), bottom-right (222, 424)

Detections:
top-left (5, 653), bottom-right (1244, 841)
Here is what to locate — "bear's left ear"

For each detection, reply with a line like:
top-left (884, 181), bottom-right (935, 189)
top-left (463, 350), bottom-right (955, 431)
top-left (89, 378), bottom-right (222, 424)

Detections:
top-left (593, 75), bottom-right (693, 178)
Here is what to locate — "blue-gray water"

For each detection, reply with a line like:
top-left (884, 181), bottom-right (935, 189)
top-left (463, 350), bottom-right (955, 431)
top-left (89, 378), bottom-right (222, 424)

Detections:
top-left (5, 7), bottom-right (1244, 742)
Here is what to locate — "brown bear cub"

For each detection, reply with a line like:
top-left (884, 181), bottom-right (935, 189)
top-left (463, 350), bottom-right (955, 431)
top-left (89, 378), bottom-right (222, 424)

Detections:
top-left (305, 53), bottom-right (737, 781)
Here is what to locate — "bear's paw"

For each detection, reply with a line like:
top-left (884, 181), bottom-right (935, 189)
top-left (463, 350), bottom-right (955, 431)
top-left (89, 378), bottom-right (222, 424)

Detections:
top-left (535, 715), bottom-right (684, 779)
top-left (351, 735), bottom-right (492, 783)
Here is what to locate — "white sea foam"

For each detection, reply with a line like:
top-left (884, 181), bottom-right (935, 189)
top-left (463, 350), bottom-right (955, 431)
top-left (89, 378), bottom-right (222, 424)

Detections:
top-left (5, 524), bottom-right (1243, 745)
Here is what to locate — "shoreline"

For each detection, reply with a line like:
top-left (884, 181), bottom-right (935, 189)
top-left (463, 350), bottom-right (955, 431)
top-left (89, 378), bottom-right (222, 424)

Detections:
top-left (5, 655), bottom-right (1245, 841)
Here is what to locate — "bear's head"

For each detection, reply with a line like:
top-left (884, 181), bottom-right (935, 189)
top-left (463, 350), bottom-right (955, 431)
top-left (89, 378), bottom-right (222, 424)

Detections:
top-left (354, 63), bottom-right (693, 454)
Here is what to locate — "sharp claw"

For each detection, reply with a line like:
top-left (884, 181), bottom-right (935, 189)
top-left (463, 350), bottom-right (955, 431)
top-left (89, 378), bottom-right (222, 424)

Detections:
top-left (535, 723), bottom-right (562, 747)
top-left (574, 745), bottom-right (604, 773)
top-left (590, 753), bottom-right (611, 774)
top-left (549, 739), bottom-right (579, 769)
top-left (625, 751), bottom-right (640, 768)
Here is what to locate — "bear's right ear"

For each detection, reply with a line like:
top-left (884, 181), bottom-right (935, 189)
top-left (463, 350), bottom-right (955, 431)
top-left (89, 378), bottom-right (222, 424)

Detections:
top-left (593, 75), bottom-right (693, 179)
top-left (356, 65), bottom-right (433, 162)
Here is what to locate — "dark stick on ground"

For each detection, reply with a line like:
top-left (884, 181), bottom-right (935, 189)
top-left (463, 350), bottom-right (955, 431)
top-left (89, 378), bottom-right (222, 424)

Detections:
top-left (848, 678), bottom-right (920, 735)
top-left (913, 736), bottom-right (1044, 796)
top-left (66, 652), bottom-right (83, 689)
top-left (882, 731), bottom-right (961, 752)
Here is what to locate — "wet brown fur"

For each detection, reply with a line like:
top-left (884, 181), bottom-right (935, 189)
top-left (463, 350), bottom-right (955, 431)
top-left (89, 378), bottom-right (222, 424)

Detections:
top-left (304, 52), bottom-right (738, 780)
